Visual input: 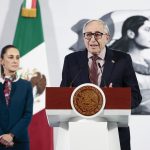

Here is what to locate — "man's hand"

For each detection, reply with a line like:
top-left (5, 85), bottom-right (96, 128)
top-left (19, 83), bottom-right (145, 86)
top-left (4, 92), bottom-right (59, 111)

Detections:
top-left (109, 83), bottom-right (113, 87)
top-left (104, 83), bottom-right (113, 88)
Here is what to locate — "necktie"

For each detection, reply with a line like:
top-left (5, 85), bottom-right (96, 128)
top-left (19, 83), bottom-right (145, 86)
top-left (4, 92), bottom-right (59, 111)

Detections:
top-left (3, 78), bottom-right (12, 106)
top-left (89, 55), bottom-right (99, 85)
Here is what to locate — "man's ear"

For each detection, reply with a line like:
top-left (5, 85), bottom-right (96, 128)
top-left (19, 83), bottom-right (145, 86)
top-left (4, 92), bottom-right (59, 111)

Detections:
top-left (127, 29), bottom-right (135, 39)
top-left (106, 34), bottom-right (111, 44)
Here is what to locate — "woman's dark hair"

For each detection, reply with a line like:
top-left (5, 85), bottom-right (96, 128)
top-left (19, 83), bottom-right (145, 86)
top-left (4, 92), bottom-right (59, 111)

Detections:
top-left (1, 45), bottom-right (17, 74)
top-left (110, 15), bottom-right (148, 52)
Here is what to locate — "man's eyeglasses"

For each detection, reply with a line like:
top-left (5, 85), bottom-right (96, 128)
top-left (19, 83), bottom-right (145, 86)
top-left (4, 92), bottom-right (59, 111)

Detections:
top-left (83, 32), bottom-right (108, 40)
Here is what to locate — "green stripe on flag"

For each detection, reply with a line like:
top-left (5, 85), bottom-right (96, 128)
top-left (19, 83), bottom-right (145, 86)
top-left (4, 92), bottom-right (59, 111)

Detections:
top-left (22, 0), bottom-right (26, 8)
top-left (13, 0), bottom-right (44, 57)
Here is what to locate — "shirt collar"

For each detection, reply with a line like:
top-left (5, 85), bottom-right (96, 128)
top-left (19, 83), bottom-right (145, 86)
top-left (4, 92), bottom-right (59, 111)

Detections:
top-left (0, 74), bottom-right (20, 84)
top-left (88, 47), bottom-right (106, 60)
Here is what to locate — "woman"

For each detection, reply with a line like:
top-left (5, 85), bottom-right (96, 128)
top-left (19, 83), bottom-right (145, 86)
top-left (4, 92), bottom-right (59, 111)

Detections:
top-left (110, 15), bottom-right (150, 74)
top-left (0, 45), bottom-right (33, 149)
top-left (110, 15), bottom-right (150, 114)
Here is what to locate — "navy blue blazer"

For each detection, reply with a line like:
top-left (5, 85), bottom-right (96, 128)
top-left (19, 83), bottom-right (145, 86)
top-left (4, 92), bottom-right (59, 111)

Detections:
top-left (61, 47), bottom-right (142, 109)
top-left (0, 78), bottom-right (33, 142)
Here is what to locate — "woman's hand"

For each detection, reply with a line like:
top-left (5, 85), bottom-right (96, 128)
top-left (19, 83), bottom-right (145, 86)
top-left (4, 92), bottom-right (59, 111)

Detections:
top-left (0, 134), bottom-right (14, 147)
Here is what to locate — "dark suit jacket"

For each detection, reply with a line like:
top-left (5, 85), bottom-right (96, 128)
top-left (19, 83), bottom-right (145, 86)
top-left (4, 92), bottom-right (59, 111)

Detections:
top-left (0, 78), bottom-right (33, 142)
top-left (61, 47), bottom-right (142, 109)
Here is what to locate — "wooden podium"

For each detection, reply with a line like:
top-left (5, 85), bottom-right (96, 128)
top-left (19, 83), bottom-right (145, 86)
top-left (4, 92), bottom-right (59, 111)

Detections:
top-left (46, 87), bottom-right (131, 150)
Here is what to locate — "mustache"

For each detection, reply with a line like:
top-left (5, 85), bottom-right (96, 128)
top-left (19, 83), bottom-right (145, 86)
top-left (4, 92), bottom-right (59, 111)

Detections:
top-left (88, 39), bottom-right (100, 48)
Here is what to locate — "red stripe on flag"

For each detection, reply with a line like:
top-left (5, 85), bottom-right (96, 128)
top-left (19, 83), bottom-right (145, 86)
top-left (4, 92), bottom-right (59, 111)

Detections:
top-left (32, 0), bottom-right (37, 8)
top-left (29, 109), bottom-right (54, 150)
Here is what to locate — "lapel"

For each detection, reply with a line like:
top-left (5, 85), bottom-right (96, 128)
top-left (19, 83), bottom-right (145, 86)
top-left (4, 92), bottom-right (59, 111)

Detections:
top-left (100, 47), bottom-right (116, 87)
top-left (0, 81), bottom-right (17, 108)
top-left (0, 83), bottom-right (5, 102)
top-left (10, 82), bottom-right (17, 100)
top-left (77, 50), bottom-right (90, 83)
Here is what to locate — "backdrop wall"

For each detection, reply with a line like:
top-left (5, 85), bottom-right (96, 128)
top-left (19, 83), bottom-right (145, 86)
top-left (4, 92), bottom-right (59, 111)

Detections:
top-left (0, 0), bottom-right (150, 150)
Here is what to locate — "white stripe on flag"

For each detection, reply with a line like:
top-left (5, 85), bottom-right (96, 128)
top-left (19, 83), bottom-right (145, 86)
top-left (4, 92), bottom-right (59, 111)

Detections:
top-left (19, 43), bottom-right (50, 114)
top-left (26, 0), bottom-right (32, 9)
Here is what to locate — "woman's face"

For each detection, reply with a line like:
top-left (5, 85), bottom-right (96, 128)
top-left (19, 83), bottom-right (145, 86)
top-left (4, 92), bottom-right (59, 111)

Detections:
top-left (135, 20), bottom-right (150, 48)
top-left (1, 47), bottom-right (20, 75)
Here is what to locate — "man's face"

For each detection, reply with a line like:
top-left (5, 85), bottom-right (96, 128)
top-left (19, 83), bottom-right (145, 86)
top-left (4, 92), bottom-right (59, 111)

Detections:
top-left (135, 20), bottom-right (150, 48)
top-left (83, 21), bottom-right (109, 54)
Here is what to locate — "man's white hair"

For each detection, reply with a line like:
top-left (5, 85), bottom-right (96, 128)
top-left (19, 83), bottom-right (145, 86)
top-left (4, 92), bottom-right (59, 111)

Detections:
top-left (82, 19), bottom-right (110, 35)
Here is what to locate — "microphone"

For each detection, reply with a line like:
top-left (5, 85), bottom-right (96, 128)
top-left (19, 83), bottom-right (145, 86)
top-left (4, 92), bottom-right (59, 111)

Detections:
top-left (98, 63), bottom-right (113, 87)
top-left (98, 63), bottom-right (107, 87)
top-left (98, 63), bottom-right (103, 74)
top-left (69, 66), bottom-right (83, 87)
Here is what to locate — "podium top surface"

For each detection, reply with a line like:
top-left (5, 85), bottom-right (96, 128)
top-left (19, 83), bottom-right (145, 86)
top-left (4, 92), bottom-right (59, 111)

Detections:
top-left (46, 87), bottom-right (131, 110)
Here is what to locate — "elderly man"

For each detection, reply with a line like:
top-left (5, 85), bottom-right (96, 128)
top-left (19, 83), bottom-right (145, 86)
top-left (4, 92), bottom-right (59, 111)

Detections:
top-left (61, 19), bottom-right (142, 150)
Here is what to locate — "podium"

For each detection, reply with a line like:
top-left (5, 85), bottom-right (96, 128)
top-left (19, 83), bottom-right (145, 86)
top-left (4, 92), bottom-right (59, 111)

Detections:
top-left (46, 87), bottom-right (131, 150)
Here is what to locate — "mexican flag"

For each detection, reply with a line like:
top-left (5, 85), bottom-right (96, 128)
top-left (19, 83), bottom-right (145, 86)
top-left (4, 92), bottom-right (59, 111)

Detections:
top-left (13, 0), bottom-right (53, 150)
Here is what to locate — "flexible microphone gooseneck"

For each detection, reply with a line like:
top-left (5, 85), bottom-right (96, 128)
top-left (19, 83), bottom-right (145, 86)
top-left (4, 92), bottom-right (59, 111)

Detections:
top-left (69, 67), bottom-right (83, 87)
top-left (98, 63), bottom-right (107, 87)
